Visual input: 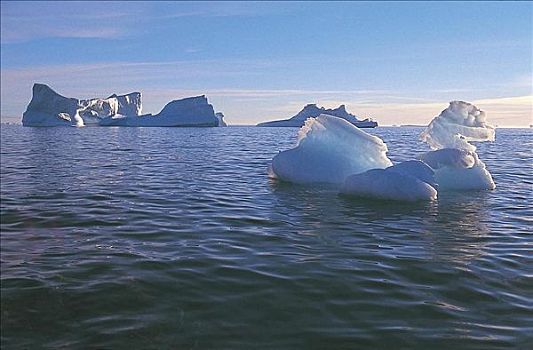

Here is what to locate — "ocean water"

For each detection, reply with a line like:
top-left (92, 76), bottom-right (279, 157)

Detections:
top-left (1, 125), bottom-right (531, 349)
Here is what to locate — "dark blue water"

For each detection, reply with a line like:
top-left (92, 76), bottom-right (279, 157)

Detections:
top-left (1, 125), bottom-right (532, 349)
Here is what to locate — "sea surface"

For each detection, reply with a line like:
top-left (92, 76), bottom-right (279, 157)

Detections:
top-left (1, 125), bottom-right (531, 349)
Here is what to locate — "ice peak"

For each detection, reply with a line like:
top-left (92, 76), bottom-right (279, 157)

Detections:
top-left (336, 104), bottom-right (347, 113)
top-left (420, 101), bottom-right (495, 152)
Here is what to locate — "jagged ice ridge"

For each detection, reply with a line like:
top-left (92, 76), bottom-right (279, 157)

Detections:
top-left (22, 84), bottom-right (227, 127)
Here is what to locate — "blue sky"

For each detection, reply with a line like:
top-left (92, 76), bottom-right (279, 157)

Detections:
top-left (1, 1), bottom-right (531, 125)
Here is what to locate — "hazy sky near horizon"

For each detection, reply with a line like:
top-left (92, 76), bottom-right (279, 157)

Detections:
top-left (1, 1), bottom-right (531, 126)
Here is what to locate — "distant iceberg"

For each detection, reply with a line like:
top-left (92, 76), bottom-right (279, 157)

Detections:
top-left (257, 103), bottom-right (377, 128)
top-left (101, 95), bottom-right (222, 127)
top-left (22, 83), bottom-right (227, 127)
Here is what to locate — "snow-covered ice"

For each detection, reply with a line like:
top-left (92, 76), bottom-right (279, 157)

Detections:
top-left (270, 114), bottom-right (392, 184)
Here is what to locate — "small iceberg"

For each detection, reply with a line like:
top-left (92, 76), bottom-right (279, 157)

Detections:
top-left (420, 101), bottom-right (495, 190)
top-left (257, 103), bottom-right (377, 128)
top-left (269, 100), bottom-right (496, 202)
top-left (21, 83), bottom-right (227, 127)
top-left (269, 115), bottom-right (437, 201)
top-left (269, 114), bottom-right (391, 184)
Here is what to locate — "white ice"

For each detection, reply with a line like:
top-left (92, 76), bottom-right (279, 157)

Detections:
top-left (420, 101), bottom-right (495, 153)
top-left (420, 101), bottom-right (495, 190)
top-left (270, 115), bottom-right (392, 184)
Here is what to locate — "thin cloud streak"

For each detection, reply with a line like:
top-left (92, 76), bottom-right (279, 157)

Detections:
top-left (0, 1), bottom-right (143, 43)
top-left (0, 1), bottom-right (286, 43)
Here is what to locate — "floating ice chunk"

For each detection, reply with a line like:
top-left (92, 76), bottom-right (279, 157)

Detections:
top-left (340, 161), bottom-right (437, 202)
top-left (420, 101), bottom-right (495, 152)
top-left (270, 115), bottom-right (392, 184)
top-left (427, 162), bottom-right (495, 190)
top-left (420, 101), bottom-right (496, 190)
top-left (421, 149), bottom-right (495, 190)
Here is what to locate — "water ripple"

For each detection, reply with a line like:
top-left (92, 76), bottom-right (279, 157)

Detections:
top-left (1, 125), bottom-right (532, 348)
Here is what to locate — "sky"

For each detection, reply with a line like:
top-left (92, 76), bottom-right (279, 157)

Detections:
top-left (1, 1), bottom-right (531, 126)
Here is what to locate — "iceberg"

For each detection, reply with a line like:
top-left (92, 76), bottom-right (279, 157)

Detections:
top-left (268, 115), bottom-right (437, 201)
top-left (101, 95), bottom-right (221, 127)
top-left (420, 101), bottom-right (495, 190)
top-left (257, 103), bottom-right (377, 128)
top-left (22, 84), bottom-right (227, 127)
top-left (340, 161), bottom-right (437, 202)
top-left (269, 115), bottom-right (391, 184)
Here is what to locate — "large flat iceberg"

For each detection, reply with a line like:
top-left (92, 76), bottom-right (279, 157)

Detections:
top-left (22, 84), bottom-right (227, 127)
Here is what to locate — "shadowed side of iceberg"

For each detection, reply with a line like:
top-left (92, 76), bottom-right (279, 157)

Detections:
top-left (340, 161), bottom-right (438, 202)
top-left (22, 84), bottom-right (84, 127)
